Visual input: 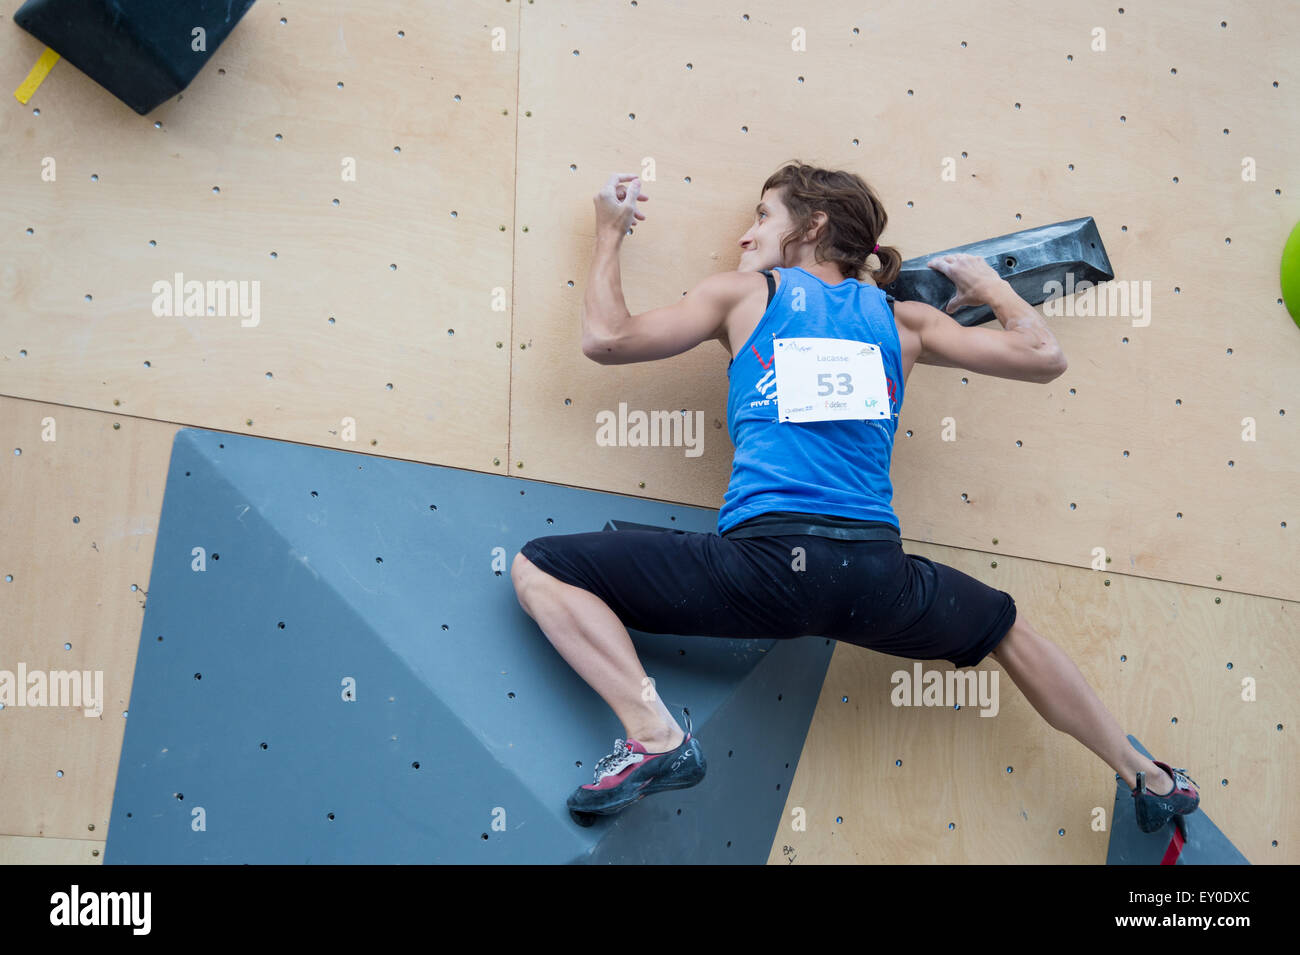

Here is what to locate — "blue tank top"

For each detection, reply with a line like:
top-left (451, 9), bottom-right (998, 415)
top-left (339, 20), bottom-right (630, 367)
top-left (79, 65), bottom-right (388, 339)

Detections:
top-left (716, 266), bottom-right (905, 536)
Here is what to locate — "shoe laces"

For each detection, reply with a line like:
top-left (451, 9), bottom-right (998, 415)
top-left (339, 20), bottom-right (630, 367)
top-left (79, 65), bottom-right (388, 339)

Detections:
top-left (592, 738), bottom-right (642, 783)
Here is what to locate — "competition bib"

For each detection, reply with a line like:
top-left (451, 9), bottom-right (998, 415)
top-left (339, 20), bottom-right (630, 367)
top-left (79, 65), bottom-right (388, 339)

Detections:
top-left (773, 337), bottom-right (891, 423)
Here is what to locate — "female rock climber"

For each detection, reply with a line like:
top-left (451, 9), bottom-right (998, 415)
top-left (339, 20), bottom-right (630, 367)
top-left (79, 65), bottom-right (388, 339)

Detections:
top-left (511, 162), bottom-right (1199, 835)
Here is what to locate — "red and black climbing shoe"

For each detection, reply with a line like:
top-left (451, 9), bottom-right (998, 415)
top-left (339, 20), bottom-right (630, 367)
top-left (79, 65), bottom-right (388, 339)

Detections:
top-left (1132, 760), bottom-right (1200, 834)
top-left (567, 708), bottom-right (706, 826)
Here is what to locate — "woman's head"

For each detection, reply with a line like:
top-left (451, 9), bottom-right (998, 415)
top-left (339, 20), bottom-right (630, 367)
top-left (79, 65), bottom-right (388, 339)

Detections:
top-left (752, 160), bottom-right (900, 286)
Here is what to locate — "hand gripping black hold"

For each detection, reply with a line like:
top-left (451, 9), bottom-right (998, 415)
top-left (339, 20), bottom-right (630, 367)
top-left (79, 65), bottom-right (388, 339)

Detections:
top-left (882, 217), bottom-right (1115, 327)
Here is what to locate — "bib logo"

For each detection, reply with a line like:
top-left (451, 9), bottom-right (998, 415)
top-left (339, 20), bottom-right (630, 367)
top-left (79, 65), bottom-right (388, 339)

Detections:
top-left (747, 335), bottom-right (898, 416)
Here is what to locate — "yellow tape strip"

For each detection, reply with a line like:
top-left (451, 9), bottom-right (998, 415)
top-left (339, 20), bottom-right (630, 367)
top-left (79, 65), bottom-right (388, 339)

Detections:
top-left (14, 47), bottom-right (60, 104)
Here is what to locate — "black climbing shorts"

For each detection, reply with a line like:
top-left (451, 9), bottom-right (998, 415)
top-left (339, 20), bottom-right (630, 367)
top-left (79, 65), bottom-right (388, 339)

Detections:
top-left (519, 527), bottom-right (1017, 669)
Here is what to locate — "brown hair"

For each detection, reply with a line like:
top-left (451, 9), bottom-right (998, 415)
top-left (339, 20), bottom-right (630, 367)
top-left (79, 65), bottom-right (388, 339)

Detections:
top-left (761, 160), bottom-right (901, 286)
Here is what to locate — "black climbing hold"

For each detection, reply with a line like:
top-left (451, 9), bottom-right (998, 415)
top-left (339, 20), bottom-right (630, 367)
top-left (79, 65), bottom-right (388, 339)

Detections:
top-left (883, 217), bottom-right (1115, 327)
top-left (14, 0), bottom-right (258, 115)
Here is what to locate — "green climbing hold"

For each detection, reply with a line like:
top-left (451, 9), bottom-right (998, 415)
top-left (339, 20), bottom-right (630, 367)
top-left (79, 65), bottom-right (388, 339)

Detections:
top-left (1282, 221), bottom-right (1300, 327)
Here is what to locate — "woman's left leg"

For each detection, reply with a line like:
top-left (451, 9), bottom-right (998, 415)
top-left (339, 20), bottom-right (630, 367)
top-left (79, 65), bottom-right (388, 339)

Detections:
top-left (988, 612), bottom-right (1173, 794)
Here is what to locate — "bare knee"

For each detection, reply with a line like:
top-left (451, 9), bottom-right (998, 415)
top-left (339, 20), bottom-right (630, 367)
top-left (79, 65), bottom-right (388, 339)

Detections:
top-left (990, 611), bottom-right (1035, 662)
top-left (511, 550), bottom-right (554, 610)
top-left (511, 551), bottom-right (536, 593)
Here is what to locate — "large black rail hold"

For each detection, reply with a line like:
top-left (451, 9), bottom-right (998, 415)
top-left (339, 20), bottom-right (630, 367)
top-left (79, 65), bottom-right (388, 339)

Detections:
top-left (883, 217), bottom-right (1115, 327)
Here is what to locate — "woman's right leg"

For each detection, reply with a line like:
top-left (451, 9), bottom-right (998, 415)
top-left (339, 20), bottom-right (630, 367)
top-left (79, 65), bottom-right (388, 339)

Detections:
top-left (512, 550), bottom-right (684, 752)
top-left (989, 612), bottom-right (1175, 796)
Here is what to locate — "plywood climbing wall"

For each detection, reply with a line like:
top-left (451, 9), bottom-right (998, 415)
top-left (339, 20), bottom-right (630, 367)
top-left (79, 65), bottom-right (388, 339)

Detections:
top-left (1, 0), bottom-right (1295, 864)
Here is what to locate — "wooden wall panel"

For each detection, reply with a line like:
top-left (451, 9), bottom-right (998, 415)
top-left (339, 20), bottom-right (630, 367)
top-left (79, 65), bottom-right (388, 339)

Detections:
top-left (0, 835), bottom-right (103, 865)
top-left (1, 0), bottom-right (519, 472)
top-left (0, 400), bottom-right (172, 843)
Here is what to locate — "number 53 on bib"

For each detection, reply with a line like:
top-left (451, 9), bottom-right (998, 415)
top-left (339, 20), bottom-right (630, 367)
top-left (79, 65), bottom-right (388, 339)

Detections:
top-left (773, 337), bottom-right (892, 424)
